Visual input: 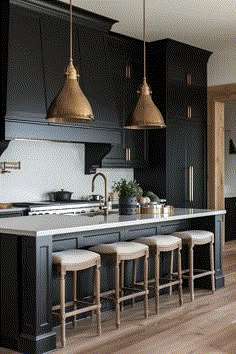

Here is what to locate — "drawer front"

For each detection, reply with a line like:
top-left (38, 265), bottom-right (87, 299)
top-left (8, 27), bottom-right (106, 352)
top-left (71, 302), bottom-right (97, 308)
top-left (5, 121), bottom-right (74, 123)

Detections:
top-left (123, 225), bottom-right (158, 241)
top-left (158, 221), bottom-right (189, 234)
top-left (81, 231), bottom-right (121, 247)
top-left (52, 237), bottom-right (79, 252)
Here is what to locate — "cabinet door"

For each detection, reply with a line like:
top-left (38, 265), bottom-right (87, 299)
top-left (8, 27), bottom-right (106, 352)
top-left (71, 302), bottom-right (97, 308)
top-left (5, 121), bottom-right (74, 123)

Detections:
top-left (185, 122), bottom-right (207, 208)
top-left (167, 49), bottom-right (209, 123)
top-left (124, 130), bottom-right (148, 167)
top-left (102, 36), bottom-right (148, 168)
top-left (6, 4), bottom-right (45, 121)
top-left (166, 123), bottom-right (187, 207)
top-left (166, 121), bottom-right (206, 208)
top-left (186, 62), bottom-right (208, 121)
top-left (77, 26), bottom-right (119, 128)
top-left (167, 60), bottom-right (188, 120)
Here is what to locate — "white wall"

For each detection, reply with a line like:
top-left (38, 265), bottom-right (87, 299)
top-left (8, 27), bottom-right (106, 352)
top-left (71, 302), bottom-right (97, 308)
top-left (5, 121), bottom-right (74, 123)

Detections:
top-left (224, 102), bottom-right (236, 198)
top-left (208, 46), bottom-right (236, 86)
top-left (0, 140), bottom-right (133, 202)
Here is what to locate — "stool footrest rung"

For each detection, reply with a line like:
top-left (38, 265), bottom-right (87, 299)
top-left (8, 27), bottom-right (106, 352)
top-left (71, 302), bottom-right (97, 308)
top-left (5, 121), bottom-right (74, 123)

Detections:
top-left (52, 299), bottom-right (95, 312)
top-left (102, 290), bottom-right (148, 303)
top-left (52, 304), bottom-right (100, 319)
top-left (134, 278), bottom-right (181, 290)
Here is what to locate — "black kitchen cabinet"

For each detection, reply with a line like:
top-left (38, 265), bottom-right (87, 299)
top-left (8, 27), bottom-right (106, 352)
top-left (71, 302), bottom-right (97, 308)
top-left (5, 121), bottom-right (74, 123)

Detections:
top-left (135, 39), bottom-right (211, 208)
top-left (6, 4), bottom-right (45, 122)
top-left (136, 120), bottom-right (206, 208)
top-left (225, 197), bottom-right (236, 241)
top-left (2, 0), bottom-right (122, 145)
top-left (147, 39), bottom-right (211, 123)
top-left (102, 35), bottom-right (148, 168)
top-left (166, 120), bottom-right (206, 208)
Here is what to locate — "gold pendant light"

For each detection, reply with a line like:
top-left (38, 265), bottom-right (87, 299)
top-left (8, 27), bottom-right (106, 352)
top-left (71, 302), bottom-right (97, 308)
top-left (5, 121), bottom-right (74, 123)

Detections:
top-left (46, 0), bottom-right (94, 123)
top-left (125, 0), bottom-right (166, 129)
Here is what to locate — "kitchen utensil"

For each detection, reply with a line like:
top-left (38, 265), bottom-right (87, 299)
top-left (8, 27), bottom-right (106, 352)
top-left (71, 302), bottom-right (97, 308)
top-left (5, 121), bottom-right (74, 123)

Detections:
top-left (50, 189), bottom-right (73, 201)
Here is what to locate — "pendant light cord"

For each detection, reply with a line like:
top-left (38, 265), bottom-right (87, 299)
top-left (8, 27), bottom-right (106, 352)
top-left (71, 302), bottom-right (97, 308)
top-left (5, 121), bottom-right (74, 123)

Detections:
top-left (143, 0), bottom-right (146, 80)
top-left (70, 0), bottom-right (73, 63)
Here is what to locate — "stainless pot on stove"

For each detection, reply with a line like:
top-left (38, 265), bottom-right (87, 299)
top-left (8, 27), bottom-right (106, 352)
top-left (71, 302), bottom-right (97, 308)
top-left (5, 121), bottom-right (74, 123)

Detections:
top-left (49, 189), bottom-right (73, 201)
top-left (89, 194), bottom-right (103, 202)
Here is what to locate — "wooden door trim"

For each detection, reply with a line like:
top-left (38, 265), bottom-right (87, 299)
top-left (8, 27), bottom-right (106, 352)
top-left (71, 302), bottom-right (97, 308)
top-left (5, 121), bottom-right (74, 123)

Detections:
top-left (208, 83), bottom-right (236, 209)
top-left (207, 83), bottom-right (236, 244)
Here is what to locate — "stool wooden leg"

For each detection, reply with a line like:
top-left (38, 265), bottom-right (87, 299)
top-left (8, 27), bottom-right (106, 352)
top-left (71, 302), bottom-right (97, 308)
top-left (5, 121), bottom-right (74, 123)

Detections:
top-left (59, 269), bottom-right (66, 348)
top-left (95, 265), bottom-right (101, 336)
top-left (73, 271), bottom-right (77, 328)
top-left (144, 252), bottom-right (149, 319)
top-left (121, 260), bottom-right (125, 312)
top-left (131, 259), bottom-right (137, 307)
top-left (115, 263), bottom-right (120, 329)
top-left (189, 244), bottom-right (194, 301)
top-left (178, 247), bottom-right (183, 306)
top-left (155, 252), bottom-right (160, 314)
top-left (210, 241), bottom-right (215, 294)
top-left (169, 250), bottom-right (174, 296)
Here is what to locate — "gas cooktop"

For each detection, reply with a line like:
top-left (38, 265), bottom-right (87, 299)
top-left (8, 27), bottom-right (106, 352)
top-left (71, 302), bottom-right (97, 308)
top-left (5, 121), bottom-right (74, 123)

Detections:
top-left (13, 200), bottom-right (101, 215)
top-left (13, 200), bottom-right (95, 207)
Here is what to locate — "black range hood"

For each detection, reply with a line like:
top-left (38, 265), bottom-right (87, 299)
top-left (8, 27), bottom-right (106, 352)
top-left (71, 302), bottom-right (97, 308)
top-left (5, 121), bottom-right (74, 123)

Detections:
top-left (1, 0), bottom-right (121, 157)
top-left (85, 143), bottom-right (112, 174)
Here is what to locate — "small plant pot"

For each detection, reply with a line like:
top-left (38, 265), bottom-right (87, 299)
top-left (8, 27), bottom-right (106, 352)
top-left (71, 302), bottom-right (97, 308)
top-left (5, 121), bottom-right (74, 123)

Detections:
top-left (119, 196), bottom-right (137, 215)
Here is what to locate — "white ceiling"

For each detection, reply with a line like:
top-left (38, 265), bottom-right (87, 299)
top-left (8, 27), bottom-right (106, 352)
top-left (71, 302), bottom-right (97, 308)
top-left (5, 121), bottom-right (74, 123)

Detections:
top-left (59, 0), bottom-right (236, 51)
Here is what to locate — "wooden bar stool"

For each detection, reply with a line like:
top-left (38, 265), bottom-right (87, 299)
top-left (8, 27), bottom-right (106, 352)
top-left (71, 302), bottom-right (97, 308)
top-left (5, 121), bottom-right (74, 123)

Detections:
top-left (173, 230), bottom-right (215, 301)
top-left (135, 235), bottom-right (183, 314)
top-left (90, 242), bottom-right (149, 329)
top-left (52, 249), bottom-right (101, 348)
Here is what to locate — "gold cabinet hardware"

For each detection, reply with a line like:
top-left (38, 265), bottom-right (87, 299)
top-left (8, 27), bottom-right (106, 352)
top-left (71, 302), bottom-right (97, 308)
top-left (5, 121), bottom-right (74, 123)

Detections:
top-left (125, 147), bottom-right (131, 161)
top-left (188, 166), bottom-right (194, 202)
top-left (126, 64), bottom-right (131, 79)
top-left (187, 73), bottom-right (192, 86)
top-left (187, 105), bottom-right (192, 119)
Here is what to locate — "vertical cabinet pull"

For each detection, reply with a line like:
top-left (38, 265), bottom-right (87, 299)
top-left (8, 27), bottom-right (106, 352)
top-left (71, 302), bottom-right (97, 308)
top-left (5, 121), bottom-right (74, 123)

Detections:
top-left (125, 148), bottom-right (131, 161)
top-left (126, 64), bottom-right (131, 79)
top-left (187, 105), bottom-right (192, 119)
top-left (188, 166), bottom-right (194, 202)
top-left (187, 73), bottom-right (192, 86)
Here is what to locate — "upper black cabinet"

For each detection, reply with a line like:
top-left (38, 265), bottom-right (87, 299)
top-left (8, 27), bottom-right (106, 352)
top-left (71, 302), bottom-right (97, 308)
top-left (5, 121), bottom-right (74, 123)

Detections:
top-left (102, 34), bottom-right (148, 168)
top-left (6, 4), bottom-right (45, 122)
top-left (147, 39), bottom-right (211, 122)
top-left (135, 39), bottom-right (211, 208)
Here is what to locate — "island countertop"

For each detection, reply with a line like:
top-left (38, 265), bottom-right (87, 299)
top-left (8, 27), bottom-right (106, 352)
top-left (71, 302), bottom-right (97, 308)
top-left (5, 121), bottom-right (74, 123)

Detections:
top-left (0, 208), bottom-right (226, 237)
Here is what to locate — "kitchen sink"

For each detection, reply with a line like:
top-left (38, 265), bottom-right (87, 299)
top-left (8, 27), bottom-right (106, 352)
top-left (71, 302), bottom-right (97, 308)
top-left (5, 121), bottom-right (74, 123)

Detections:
top-left (83, 209), bottom-right (119, 217)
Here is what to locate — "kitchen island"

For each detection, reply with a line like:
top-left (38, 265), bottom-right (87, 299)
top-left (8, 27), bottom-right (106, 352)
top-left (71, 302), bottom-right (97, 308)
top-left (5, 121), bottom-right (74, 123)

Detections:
top-left (0, 208), bottom-right (225, 354)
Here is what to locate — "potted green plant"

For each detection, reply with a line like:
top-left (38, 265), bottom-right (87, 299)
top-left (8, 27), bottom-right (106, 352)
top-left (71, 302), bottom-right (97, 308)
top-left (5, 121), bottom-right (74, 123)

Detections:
top-left (112, 178), bottom-right (143, 215)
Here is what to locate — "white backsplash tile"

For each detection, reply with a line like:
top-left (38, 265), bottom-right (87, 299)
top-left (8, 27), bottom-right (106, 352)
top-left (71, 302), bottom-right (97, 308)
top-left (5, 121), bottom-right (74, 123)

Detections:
top-left (0, 140), bottom-right (133, 202)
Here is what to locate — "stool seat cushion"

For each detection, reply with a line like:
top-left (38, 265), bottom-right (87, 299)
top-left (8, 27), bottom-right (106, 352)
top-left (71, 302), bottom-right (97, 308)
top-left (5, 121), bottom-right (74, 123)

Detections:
top-left (90, 242), bottom-right (148, 255)
top-left (52, 249), bottom-right (100, 266)
top-left (173, 230), bottom-right (214, 241)
top-left (136, 235), bottom-right (181, 247)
